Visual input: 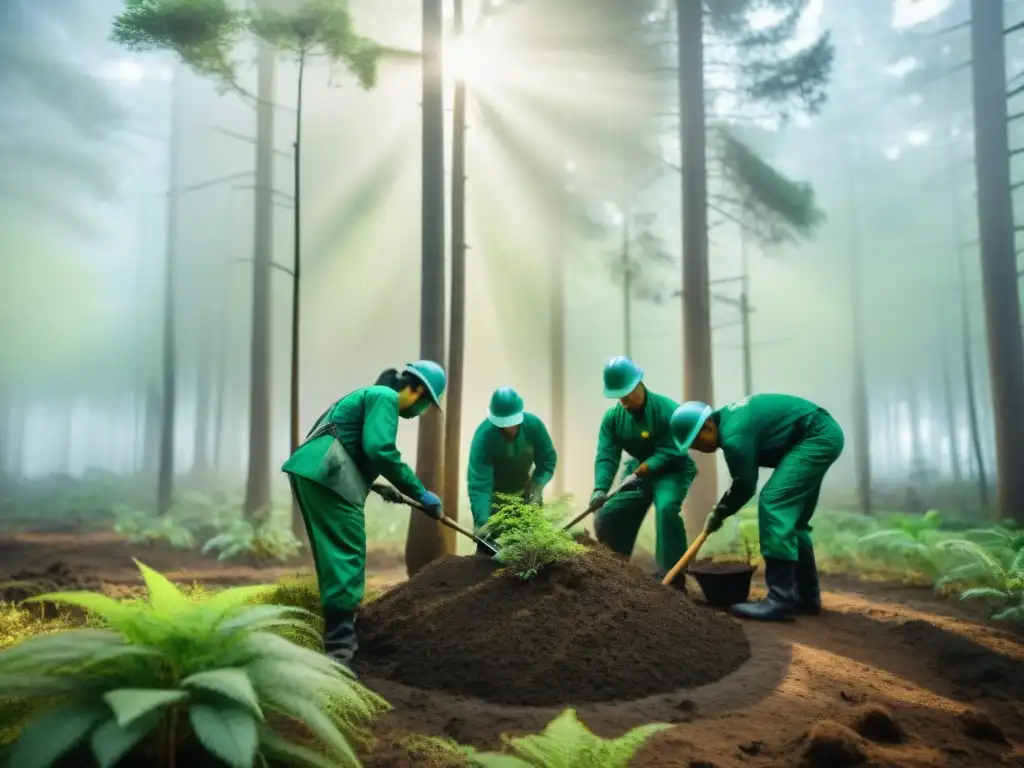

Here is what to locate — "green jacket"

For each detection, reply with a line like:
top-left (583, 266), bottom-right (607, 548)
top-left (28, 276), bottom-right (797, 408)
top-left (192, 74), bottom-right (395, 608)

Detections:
top-left (281, 385), bottom-right (425, 506)
top-left (467, 412), bottom-right (557, 529)
top-left (714, 393), bottom-right (825, 517)
top-left (593, 387), bottom-right (696, 492)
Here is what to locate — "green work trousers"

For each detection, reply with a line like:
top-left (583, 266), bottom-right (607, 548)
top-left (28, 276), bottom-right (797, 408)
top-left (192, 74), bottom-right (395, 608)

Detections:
top-left (289, 474), bottom-right (366, 612)
top-left (758, 413), bottom-right (845, 562)
top-left (594, 473), bottom-right (688, 571)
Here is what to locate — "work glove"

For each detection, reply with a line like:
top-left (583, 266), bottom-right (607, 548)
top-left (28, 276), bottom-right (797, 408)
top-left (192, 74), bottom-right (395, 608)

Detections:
top-left (419, 490), bottom-right (443, 519)
top-left (589, 489), bottom-right (608, 508)
top-left (374, 484), bottom-right (406, 504)
top-left (524, 483), bottom-right (543, 506)
top-left (704, 506), bottom-right (728, 534)
top-left (619, 473), bottom-right (643, 492)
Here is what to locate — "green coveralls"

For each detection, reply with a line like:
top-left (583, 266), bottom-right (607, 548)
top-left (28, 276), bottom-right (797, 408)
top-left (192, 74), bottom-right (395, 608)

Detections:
top-left (467, 412), bottom-right (558, 530)
top-left (593, 389), bottom-right (696, 571)
top-left (714, 394), bottom-right (845, 561)
top-left (281, 385), bottom-right (425, 611)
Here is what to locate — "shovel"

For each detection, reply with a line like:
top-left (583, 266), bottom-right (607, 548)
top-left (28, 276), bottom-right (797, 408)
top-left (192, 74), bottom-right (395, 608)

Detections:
top-left (660, 526), bottom-right (711, 587)
top-left (559, 484), bottom-right (627, 532)
top-left (370, 483), bottom-right (499, 555)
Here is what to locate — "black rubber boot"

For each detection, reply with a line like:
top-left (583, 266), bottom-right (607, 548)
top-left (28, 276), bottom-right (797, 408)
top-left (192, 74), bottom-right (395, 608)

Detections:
top-left (794, 544), bottom-right (822, 615)
top-left (323, 608), bottom-right (359, 672)
top-left (730, 558), bottom-right (796, 622)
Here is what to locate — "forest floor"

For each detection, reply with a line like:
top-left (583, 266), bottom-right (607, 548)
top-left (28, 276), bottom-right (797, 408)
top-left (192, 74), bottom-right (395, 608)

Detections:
top-left (1, 531), bottom-right (1022, 767)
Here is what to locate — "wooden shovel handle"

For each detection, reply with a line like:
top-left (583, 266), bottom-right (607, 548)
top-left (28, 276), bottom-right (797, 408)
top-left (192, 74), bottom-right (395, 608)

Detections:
top-left (661, 530), bottom-right (710, 586)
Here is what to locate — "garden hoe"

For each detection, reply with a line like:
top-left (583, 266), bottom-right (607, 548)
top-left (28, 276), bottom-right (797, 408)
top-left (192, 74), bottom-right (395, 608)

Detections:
top-left (660, 524), bottom-right (711, 587)
top-left (370, 483), bottom-right (499, 555)
top-left (560, 484), bottom-right (626, 532)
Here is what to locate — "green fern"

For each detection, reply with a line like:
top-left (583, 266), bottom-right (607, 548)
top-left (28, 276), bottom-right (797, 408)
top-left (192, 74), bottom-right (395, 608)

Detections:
top-left (203, 511), bottom-right (302, 564)
top-left (470, 708), bottom-right (669, 767)
top-left (0, 561), bottom-right (387, 767)
top-left (481, 495), bottom-right (586, 580)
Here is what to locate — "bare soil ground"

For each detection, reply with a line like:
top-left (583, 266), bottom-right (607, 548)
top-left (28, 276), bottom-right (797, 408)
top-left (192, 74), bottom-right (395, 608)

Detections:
top-left (0, 530), bottom-right (404, 599)
top-left (360, 565), bottom-right (1024, 768)
top-left (2, 532), bottom-right (1021, 767)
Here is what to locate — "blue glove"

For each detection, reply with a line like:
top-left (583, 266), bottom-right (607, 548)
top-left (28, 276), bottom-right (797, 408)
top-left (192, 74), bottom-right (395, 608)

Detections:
top-left (589, 489), bottom-right (608, 507)
top-left (419, 490), bottom-right (443, 519)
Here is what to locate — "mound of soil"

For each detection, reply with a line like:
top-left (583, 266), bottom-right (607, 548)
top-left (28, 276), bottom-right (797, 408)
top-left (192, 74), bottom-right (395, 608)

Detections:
top-left (355, 548), bottom-right (751, 706)
top-left (851, 704), bottom-right (905, 744)
top-left (799, 721), bottom-right (869, 768)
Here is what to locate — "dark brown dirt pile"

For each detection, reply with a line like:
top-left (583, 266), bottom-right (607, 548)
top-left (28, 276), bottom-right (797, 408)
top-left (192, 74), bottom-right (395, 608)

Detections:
top-left (355, 548), bottom-right (751, 706)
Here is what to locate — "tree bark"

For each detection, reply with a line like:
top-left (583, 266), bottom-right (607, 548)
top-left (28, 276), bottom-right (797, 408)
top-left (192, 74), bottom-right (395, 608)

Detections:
top-left (442, 0), bottom-right (467, 528)
top-left (550, 215), bottom-right (566, 496)
top-left (969, 0), bottom-right (1024, 522)
top-left (289, 53), bottom-right (308, 541)
top-left (192, 316), bottom-right (213, 483)
top-left (157, 65), bottom-right (184, 514)
top-left (677, 0), bottom-right (716, 533)
top-left (406, 0), bottom-right (452, 576)
top-left (844, 133), bottom-right (872, 516)
top-left (939, 335), bottom-right (963, 482)
top-left (244, 44), bottom-right (276, 518)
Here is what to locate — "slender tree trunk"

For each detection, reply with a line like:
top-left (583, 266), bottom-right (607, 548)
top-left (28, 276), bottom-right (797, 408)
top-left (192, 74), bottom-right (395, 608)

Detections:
top-left (59, 401), bottom-right (73, 475)
top-left (289, 53), bottom-right (308, 540)
top-left (622, 219), bottom-right (632, 358)
top-left (244, 44), bottom-right (276, 518)
top-left (959, 242), bottom-right (989, 507)
top-left (406, 0), bottom-right (451, 575)
top-left (550, 214), bottom-right (566, 496)
top-left (157, 66), bottom-right (184, 514)
top-left (677, 0), bottom-right (716, 533)
top-left (193, 318), bottom-right (213, 483)
top-left (939, 336), bottom-right (963, 482)
top-left (844, 133), bottom-right (872, 515)
top-left (739, 217), bottom-right (752, 395)
top-left (970, 0), bottom-right (1024, 523)
top-left (443, 0), bottom-right (467, 527)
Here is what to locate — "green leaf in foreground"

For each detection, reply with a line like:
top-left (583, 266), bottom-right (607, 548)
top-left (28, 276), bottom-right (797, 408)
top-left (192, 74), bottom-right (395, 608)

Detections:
top-left (471, 708), bottom-right (670, 768)
top-left (0, 561), bottom-right (387, 766)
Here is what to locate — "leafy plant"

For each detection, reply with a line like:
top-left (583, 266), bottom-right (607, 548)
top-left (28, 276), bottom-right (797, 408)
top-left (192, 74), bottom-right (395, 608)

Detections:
top-left (931, 538), bottom-right (1024, 623)
top-left (0, 561), bottom-right (386, 768)
top-left (856, 509), bottom-right (948, 578)
top-left (482, 495), bottom-right (586, 580)
top-left (203, 509), bottom-right (303, 565)
top-left (470, 708), bottom-right (669, 767)
top-left (113, 506), bottom-right (196, 549)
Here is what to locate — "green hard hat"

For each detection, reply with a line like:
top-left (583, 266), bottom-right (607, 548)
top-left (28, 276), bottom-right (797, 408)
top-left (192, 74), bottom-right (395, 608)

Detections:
top-left (403, 360), bottom-right (447, 409)
top-left (602, 356), bottom-right (644, 399)
top-left (488, 387), bottom-right (524, 428)
top-left (670, 401), bottom-right (714, 451)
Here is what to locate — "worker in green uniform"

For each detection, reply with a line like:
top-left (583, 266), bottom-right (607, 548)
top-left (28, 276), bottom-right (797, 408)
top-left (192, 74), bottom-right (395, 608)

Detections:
top-left (669, 393), bottom-right (845, 622)
top-left (282, 360), bottom-right (447, 666)
top-left (590, 356), bottom-right (696, 589)
top-left (467, 387), bottom-right (558, 553)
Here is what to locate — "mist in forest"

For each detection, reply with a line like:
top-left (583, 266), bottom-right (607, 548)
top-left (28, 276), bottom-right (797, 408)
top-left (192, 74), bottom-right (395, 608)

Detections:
top-left (0, 0), bottom-right (1014, 528)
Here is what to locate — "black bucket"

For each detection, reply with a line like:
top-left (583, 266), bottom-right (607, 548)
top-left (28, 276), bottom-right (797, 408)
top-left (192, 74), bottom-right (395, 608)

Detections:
top-left (690, 560), bottom-right (756, 606)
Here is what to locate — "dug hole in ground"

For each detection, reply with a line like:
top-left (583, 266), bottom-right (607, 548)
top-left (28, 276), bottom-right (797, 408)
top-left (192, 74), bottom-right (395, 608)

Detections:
top-left (354, 543), bottom-right (1024, 768)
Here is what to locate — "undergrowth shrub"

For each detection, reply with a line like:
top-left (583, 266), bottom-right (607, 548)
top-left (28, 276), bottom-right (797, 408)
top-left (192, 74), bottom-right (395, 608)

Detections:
top-left (469, 708), bottom-right (669, 767)
top-left (203, 509), bottom-right (302, 564)
top-left (481, 495), bottom-right (585, 580)
top-left (0, 561), bottom-right (387, 768)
